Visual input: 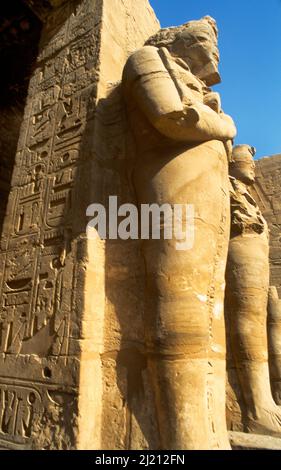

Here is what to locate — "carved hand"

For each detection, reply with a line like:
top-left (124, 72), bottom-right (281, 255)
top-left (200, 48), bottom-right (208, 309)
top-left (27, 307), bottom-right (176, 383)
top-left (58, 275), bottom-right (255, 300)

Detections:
top-left (154, 102), bottom-right (237, 143)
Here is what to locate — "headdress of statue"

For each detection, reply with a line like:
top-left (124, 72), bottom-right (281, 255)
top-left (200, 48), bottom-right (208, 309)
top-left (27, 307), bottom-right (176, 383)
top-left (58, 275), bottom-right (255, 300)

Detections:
top-left (145, 16), bottom-right (220, 86)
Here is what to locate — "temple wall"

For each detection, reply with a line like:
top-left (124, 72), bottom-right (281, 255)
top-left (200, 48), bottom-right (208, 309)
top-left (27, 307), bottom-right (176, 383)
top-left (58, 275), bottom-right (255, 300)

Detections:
top-left (0, 0), bottom-right (159, 450)
top-left (252, 154), bottom-right (281, 297)
top-left (95, 1), bottom-right (160, 450)
top-left (2, 0), bottom-right (279, 450)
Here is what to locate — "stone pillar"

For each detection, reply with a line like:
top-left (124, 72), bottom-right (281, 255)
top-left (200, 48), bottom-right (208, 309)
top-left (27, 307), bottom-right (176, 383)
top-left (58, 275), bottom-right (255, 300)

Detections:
top-left (0, 0), bottom-right (159, 450)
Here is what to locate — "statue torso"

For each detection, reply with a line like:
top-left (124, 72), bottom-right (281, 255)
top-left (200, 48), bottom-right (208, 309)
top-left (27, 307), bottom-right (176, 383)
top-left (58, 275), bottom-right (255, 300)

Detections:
top-left (229, 176), bottom-right (268, 240)
top-left (123, 46), bottom-right (230, 209)
top-left (125, 47), bottom-right (216, 154)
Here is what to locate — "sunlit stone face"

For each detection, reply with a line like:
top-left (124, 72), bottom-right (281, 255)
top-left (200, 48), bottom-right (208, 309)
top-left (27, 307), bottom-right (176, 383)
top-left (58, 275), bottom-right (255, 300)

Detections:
top-left (169, 22), bottom-right (221, 86)
top-left (230, 145), bottom-right (257, 185)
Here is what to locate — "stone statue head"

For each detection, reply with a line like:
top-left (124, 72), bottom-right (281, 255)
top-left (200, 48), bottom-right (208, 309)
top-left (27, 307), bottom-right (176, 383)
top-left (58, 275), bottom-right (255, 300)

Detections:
top-left (229, 144), bottom-right (257, 185)
top-left (145, 16), bottom-right (220, 86)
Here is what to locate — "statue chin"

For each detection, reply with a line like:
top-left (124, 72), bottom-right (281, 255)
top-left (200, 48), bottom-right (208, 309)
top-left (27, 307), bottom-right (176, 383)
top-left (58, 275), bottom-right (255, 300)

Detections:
top-left (203, 70), bottom-right (221, 86)
top-left (243, 175), bottom-right (255, 186)
top-left (197, 62), bottom-right (221, 86)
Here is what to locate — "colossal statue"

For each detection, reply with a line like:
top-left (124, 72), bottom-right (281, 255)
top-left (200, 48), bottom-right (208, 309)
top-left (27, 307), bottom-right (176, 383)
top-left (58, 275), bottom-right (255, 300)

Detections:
top-left (226, 145), bottom-right (281, 437)
top-left (268, 286), bottom-right (281, 405)
top-left (122, 16), bottom-right (236, 449)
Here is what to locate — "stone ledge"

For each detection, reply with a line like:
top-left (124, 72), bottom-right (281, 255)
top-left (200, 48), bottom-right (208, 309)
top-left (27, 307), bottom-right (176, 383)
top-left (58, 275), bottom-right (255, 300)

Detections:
top-left (229, 431), bottom-right (281, 450)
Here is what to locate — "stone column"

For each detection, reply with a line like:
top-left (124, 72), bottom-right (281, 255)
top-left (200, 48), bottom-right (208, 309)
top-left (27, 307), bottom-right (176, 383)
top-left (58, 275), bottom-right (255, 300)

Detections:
top-left (0, 0), bottom-right (159, 450)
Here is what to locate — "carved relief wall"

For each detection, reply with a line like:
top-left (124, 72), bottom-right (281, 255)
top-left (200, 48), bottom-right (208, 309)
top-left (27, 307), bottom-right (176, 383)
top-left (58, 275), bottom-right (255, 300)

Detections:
top-left (0, 0), bottom-right (159, 450)
top-left (1, 0), bottom-right (280, 449)
top-left (0, 0), bottom-right (104, 449)
top-left (251, 154), bottom-right (281, 296)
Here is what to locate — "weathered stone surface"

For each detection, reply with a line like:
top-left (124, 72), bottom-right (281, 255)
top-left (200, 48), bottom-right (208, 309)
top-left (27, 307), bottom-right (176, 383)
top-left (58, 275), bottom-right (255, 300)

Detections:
top-left (0, 0), bottom-right (159, 450)
top-left (122, 16), bottom-right (236, 450)
top-left (94, 0), bottom-right (160, 451)
top-left (251, 154), bottom-right (281, 410)
top-left (268, 285), bottom-right (281, 404)
top-left (251, 154), bottom-right (281, 297)
top-left (1, 0), bottom-right (280, 451)
top-left (229, 431), bottom-right (281, 450)
top-left (225, 145), bottom-right (281, 439)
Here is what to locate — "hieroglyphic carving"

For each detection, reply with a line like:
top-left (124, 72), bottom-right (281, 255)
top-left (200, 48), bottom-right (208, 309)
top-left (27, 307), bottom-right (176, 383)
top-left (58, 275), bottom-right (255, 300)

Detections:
top-left (0, 0), bottom-right (103, 449)
top-left (0, 246), bottom-right (36, 354)
top-left (0, 383), bottom-right (42, 444)
top-left (0, 241), bottom-right (73, 356)
top-left (0, 0), bottom-right (161, 450)
top-left (0, 377), bottom-right (77, 449)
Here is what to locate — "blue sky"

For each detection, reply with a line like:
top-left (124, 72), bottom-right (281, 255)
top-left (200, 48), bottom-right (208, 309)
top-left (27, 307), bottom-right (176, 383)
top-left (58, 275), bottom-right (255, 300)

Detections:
top-left (149, 0), bottom-right (281, 159)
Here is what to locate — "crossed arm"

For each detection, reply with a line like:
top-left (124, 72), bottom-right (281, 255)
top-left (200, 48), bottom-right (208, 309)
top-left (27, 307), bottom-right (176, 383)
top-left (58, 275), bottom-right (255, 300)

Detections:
top-left (123, 46), bottom-right (237, 143)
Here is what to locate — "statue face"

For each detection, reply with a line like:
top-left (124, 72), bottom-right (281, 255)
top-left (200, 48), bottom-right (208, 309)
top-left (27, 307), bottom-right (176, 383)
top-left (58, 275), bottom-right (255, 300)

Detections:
top-left (169, 25), bottom-right (221, 86)
top-left (230, 146), bottom-right (256, 185)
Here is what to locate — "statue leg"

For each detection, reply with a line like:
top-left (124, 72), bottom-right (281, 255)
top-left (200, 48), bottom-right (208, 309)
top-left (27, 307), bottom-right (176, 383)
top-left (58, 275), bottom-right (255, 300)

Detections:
top-left (142, 227), bottom-right (230, 449)
top-left (226, 235), bottom-right (281, 437)
top-left (268, 286), bottom-right (281, 405)
top-left (208, 236), bottom-right (230, 450)
top-left (134, 140), bottom-right (230, 449)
